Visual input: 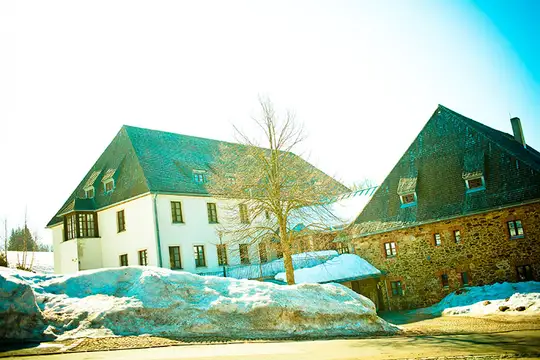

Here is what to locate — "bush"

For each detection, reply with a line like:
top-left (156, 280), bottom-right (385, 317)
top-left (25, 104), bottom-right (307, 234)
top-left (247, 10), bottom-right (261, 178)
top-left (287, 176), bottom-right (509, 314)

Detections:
top-left (0, 252), bottom-right (6, 267)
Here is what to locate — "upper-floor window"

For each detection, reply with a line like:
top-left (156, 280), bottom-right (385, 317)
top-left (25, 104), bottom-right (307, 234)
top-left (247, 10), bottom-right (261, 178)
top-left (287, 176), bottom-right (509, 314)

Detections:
top-left (119, 254), bottom-right (128, 266)
top-left (390, 281), bottom-right (404, 296)
top-left (104, 179), bottom-right (115, 193)
top-left (194, 245), bottom-right (206, 267)
top-left (239, 204), bottom-right (249, 224)
top-left (453, 230), bottom-right (461, 244)
top-left (465, 176), bottom-right (485, 193)
top-left (441, 273), bottom-right (449, 288)
top-left (400, 193), bottom-right (417, 207)
top-left (117, 210), bottom-right (126, 233)
top-left (77, 213), bottom-right (96, 238)
top-left (171, 201), bottom-right (184, 223)
top-left (193, 170), bottom-right (207, 184)
top-left (384, 242), bottom-right (397, 257)
top-left (507, 220), bottom-right (524, 239)
top-left (207, 203), bottom-right (218, 223)
top-left (64, 212), bottom-right (98, 240)
top-left (169, 246), bottom-right (182, 269)
top-left (434, 233), bottom-right (442, 246)
top-left (240, 244), bottom-right (250, 264)
top-left (138, 249), bottom-right (148, 266)
top-left (84, 187), bottom-right (94, 199)
top-left (217, 244), bottom-right (228, 266)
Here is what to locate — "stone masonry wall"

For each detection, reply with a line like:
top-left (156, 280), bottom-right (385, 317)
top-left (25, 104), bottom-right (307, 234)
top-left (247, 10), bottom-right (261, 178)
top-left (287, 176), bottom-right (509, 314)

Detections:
top-left (352, 202), bottom-right (540, 310)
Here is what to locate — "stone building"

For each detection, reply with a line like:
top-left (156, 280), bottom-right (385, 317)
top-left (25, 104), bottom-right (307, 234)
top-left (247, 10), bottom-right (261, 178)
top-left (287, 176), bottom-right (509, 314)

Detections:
top-left (348, 105), bottom-right (540, 310)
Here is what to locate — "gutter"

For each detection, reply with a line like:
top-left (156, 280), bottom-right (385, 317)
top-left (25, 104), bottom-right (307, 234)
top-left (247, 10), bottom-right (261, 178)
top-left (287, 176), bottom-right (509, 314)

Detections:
top-left (152, 193), bottom-right (163, 267)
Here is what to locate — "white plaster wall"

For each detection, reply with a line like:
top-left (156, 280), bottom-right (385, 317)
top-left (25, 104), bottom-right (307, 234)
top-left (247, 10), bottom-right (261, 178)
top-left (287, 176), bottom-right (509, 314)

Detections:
top-left (156, 194), bottom-right (266, 273)
top-left (77, 238), bottom-right (103, 270)
top-left (98, 195), bottom-right (157, 268)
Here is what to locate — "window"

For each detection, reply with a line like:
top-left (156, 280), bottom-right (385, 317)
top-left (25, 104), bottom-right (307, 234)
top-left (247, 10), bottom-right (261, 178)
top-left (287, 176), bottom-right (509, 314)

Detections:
top-left (516, 265), bottom-right (533, 282)
top-left (384, 242), bottom-right (397, 257)
top-left (117, 210), bottom-right (126, 233)
top-left (78, 213), bottom-right (96, 238)
top-left (217, 244), bottom-right (228, 266)
top-left (465, 176), bottom-right (485, 192)
top-left (193, 245), bottom-right (206, 267)
top-left (336, 243), bottom-right (350, 254)
top-left (119, 254), bottom-right (128, 266)
top-left (441, 273), bottom-right (449, 287)
top-left (258, 243), bottom-right (267, 263)
top-left (507, 220), bottom-right (524, 239)
top-left (239, 204), bottom-right (249, 224)
top-left (240, 244), bottom-right (250, 264)
top-left (460, 272), bottom-right (469, 286)
top-left (85, 187), bottom-right (94, 199)
top-left (207, 203), bottom-right (218, 223)
top-left (169, 246), bottom-right (182, 269)
top-left (434, 233), bottom-right (442, 246)
top-left (193, 170), bottom-right (206, 184)
top-left (171, 201), bottom-right (184, 223)
top-left (400, 193), bottom-right (416, 207)
top-left (65, 214), bottom-right (77, 240)
top-left (390, 281), bottom-right (403, 296)
top-left (138, 249), bottom-right (148, 266)
top-left (227, 176), bottom-right (236, 184)
top-left (265, 210), bottom-right (270, 220)
top-left (454, 230), bottom-right (461, 244)
top-left (276, 247), bottom-right (283, 259)
top-left (104, 179), bottom-right (115, 193)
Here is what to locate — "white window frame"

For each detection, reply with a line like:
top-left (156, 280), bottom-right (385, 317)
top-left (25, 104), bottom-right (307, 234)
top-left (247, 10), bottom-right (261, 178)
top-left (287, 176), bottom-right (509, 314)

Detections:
top-left (84, 186), bottom-right (95, 199)
top-left (103, 179), bottom-right (115, 193)
top-left (465, 176), bottom-right (485, 193)
top-left (193, 170), bottom-right (207, 184)
top-left (399, 192), bottom-right (417, 208)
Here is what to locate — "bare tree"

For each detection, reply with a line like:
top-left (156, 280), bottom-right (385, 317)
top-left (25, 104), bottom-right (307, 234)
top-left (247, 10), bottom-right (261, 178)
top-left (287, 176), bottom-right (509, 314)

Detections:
top-left (207, 98), bottom-right (347, 284)
top-left (15, 209), bottom-right (35, 271)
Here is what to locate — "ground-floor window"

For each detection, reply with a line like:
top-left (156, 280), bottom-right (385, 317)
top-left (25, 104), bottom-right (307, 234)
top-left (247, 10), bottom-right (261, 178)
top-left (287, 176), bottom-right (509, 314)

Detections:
top-left (217, 244), bottom-right (228, 266)
top-left (390, 281), bottom-right (403, 296)
top-left (258, 243), bottom-right (267, 263)
top-left (441, 273), bottom-right (449, 288)
top-left (194, 245), bottom-right (206, 267)
top-left (119, 254), bottom-right (128, 266)
top-left (460, 272), bottom-right (469, 286)
top-left (240, 244), bottom-right (250, 265)
top-left (138, 249), bottom-right (148, 266)
top-left (516, 265), bottom-right (533, 282)
top-left (169, 246), bottom-right (182, 269)
top-left (336, 242), bottom-right (350, 254)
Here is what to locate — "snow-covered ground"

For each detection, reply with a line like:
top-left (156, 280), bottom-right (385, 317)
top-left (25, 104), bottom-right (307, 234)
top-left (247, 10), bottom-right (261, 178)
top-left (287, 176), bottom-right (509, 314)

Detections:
top-left (275, 254), bottom-right (380, 284)
top-left (5, 251), bottom-right (54, 274)
top-left (0, 266), bottom-right (398, 341)
top-left (414, 281), bottom-right (540, 316)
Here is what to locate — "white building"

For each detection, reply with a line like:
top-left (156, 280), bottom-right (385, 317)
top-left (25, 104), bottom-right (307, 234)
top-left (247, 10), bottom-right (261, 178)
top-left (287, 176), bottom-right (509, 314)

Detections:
top-left (47, 125), bottom-right (346, 274)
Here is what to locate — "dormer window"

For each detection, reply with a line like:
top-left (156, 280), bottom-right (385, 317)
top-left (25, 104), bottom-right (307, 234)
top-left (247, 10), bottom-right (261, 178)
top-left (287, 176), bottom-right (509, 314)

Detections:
top-left (400, 193), bottom-right (416, 207)
top-left (104, 179), bottom-right (115, 193)
top-left (193, 170), bottom-right (207, 184)
top-left (84, 187), bottom-right (94, 199)
top-left (465, 176), bottom-right (485, 193)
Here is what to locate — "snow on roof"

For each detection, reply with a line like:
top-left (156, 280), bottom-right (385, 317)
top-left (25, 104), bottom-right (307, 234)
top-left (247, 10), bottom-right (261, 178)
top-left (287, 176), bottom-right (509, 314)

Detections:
top-left (0, 266), bottom-right (397, 340)
top-left (275, 254), bottom-right (381, 284)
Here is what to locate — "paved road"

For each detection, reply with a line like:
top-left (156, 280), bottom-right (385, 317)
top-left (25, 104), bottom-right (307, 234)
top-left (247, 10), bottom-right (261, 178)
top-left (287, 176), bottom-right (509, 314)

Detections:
top-left (10, 330), bottom-right (540, 360)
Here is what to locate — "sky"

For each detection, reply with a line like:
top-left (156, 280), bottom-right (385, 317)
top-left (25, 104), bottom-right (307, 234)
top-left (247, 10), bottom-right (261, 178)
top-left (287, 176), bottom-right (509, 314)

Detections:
top-left (0, 0), bottom-right (539, 246)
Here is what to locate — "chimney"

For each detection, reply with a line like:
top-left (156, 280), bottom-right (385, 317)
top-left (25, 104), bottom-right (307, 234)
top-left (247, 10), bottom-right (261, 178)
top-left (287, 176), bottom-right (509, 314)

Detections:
top-left (510, 117), bottom-right (526, 148)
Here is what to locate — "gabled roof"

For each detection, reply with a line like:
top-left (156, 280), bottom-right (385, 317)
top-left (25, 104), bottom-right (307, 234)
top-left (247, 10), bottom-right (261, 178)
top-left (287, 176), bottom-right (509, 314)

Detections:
top-left (48, 125), bottom-right (348, 227)
top-left (351, 105), bottom-right (540, 237)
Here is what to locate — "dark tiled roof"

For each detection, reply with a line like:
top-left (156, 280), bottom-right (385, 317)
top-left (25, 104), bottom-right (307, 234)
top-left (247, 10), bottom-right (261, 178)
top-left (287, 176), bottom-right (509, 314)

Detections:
top-left (48, 125), bottom-right (347, 227)
top-left (351, 105), bottom-right (540, 237)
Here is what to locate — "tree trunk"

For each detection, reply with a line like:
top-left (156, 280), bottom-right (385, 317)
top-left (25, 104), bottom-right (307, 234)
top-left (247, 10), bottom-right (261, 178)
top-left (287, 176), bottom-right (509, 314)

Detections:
top-left (280, 221), bottom-right (295, 285)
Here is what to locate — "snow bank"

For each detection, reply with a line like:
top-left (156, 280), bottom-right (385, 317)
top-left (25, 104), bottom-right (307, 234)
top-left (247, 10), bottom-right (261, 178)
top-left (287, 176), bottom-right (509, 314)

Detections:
top-left (0, 266), bottom-right (398, 341)
top-left (275, 254), bottom-right (380, 284)
top-left (6, 251), bottom-right (54, 274)
top-left (414, 281), bottom-right (540, 316)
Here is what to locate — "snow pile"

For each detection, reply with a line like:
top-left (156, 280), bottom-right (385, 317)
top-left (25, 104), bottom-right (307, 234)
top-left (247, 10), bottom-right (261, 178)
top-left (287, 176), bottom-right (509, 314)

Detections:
top-left (0, 266), bottom-right (398, 341)
top-left (415, 281), bottom-right (540, 316)
top-left (6, 251), bottom-right (54, 274)
top-left (275, 254), bottom-right (380, 284)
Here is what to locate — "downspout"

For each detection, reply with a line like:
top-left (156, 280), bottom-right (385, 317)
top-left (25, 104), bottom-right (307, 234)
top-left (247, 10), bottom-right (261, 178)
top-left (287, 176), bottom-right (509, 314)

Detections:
top-left (152, 193), bottom-right (163, 267)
